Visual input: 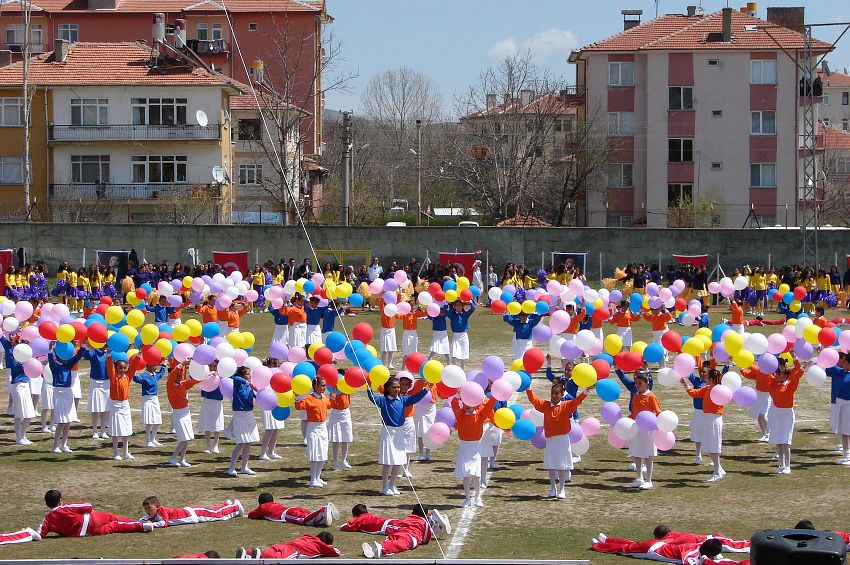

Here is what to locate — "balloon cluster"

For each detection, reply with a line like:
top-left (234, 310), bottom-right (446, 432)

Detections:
top-left (417, 277), bottom-right (481, 316)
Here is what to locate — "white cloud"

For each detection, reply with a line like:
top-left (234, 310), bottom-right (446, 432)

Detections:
top-left (488, 28), bottom-right (579, 61)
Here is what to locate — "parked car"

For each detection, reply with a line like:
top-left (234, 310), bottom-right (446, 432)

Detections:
top-left (386, 221), bottom-right (407, 227)
top-left (458, 221), bottom-right (480, 227)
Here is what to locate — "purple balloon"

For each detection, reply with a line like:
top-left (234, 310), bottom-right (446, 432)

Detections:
top-left (733, 385), bottom-right (757, 408)
top-left (713, 342), bottom-right (730, 363)
top-left (189, 292), bottom-right (203, 304)
top-left (470, 370), bottom-right (490, 389)
top-left (167, 294), bottom-right (183, 308)
top-left (560, 340), bottom-right (582, 360)
top-left (600, 401), bottom-right (622, 425)
top-left (415, 389), bottom-right (433, 407)
top-left (609, 290), bottom-right (622, 303)
top-left (209, 337), bottom-right (225, 348)
top-left (383, 279), bottom-right (399, 292)
top-left (531, 426), bottom-right (547, 449)
top-left (218, 376), bottom-right (234, 398)
top-left (503, 284), bottom-right (517, 295)
top-left (193, 344), bottom-right (217, 365)
top-left (30, 337), bottom-right (50, 357)
top-left (794, 339), bottom-right (814, 361)
top-left (208, 282), bottom-right (222, 294)
top-left (568, 425), bottom-right (584, 442)
top-left (202, 275), bottom-right (212, 284)
top-left (757, 353), bottom-right (778, 374)
top-left (256, 387), bottom-right (278, 411)
top-left (648, 297), bottom-right (663, 309)
top-left (481, 356), bottom-right (505, 380)
top-left (269, 342), bottom-right (289, 361)
top-left (634, 410), bottom-right (658, 432)
top-left (435, 406), bottom-right (456, 428)
top-left (382, 291), bottom-right (397, 305)
top-left (532, 324), bottom-right (552, 343)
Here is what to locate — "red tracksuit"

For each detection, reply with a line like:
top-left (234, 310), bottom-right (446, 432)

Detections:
top-left (140, 501), bottom-right (242, 528)
top-left (593, 531), bottom-right (750, 555)
top-left (593, 538), bottom-right (747, 564)
top-left (248, 502), bottom-right (328, 527)
top-left (339, 513), bottom-right (401, 535)
top-left (380, 514), bottom-right (432, 556)
top-left (0, 528), bottom-right (39, 545)
top-left (39, 502), bottom-right (146, 537)
top-left (260, 534), bottom-right (341, 559)
top-left (172, 553), bottom-right (208, 559)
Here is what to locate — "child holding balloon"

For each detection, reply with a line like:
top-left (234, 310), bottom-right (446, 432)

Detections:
top-left (48, 346), bottom-right (82, 453)
top-left (228, 366), bottom-right (259, 476)
top-left (199, 359), bottom-right (224, 454)
top-left (450, 393), bottom-right (497, 507)
top-left (283, 294), bottom-right (308, 348)
top-left (427, 307), bottom-right (450, 364)
top-left (398, 375), bottom-right (418, 477)
top-left (627, 374), bottom-right (661, 489)
top-left (133, 361), bottom-right (167, 447)
top-left (399, 299), bottom-right (426, 356)
top-left (741, 363), bottom-right (772, 442)
top-left (1, 334), bottom-right (36, 445)
top-left (503, 311), bottom-right (541, 362)
top-left (412, 379), bottom-right (437, 462)
top-left (768, 356), bottom-right (803, 474)
top-left (681, 368), bottom-right (726, 482)
top-left (167, 359), bottom-right (198, 467)
top-left (268, 301), bottom-right (289, 346)
top-left (106, 355), bottom-right (138, 461)
top-left (328, 383), bottom-right (352, 470)
top-left (379, 297), bottom-right (399, 370)
top-left (446, 300), bottom-right (475, 370)
top-left (294, 376), bottom-right (332, 487)
top-left (610, 301), bottom-right (638, 348)
top-left (259, 358), bottom-right (284, 461)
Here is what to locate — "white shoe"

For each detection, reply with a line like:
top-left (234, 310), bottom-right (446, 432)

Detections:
top-left (226, 468), bottom-right (238, 476)
top-left (234, 499), bottom-right (245, 517)
top-left (146, 441), bottom-right (155, 448)
top-left (51, 447), bottom-right (63, 454)
top-left (124, 453), bottom-right (135, 461)
top-left (639, 482), bottom-right (654, 490)
top-left (480, 481), bottom-right (488, 490)
top-left (836, 445), bottom-right (845, 452)
top-left (474, 496), bottom-right (484, 507)
top-left (341, 460), bottom-right (351, 469)
top-left (212, 446), bottom-right (220, 454)
top-left (772, 452), bottom-right (779, 459)
top-left (152, 440), bottom-right (163, 447)
top-left (706, 473), bottom-right (723, 483)
top-left (429, 510), bottom-right (451, 535)
top-left (403, 469), bottom-right (413, 478)
top-left (462, 498), bottom-right (472, 508)
top-left (548, 487), bottom-right (557, 498)
top-left (572, 453), bottom-right (581, 463)
top-left (241, 467), bottom-right (256, 475)
top-left (168, 457), bottom-right (179, 466)
top-left (270, 452), bottom-right (282, 460)
top-left (325, 502), bottom-right (340, 526)
top-left (101, 433), bottom-right (109, 439)
top-left (318, 478), bottom-right (327, 486)
top-left (203, 448), bottom-right (212, 454)
top-left (113, 454), bottom-right (123, 461)
top-left (179, 460), bottom-right (191, 467)
top-left (362, 541), bottom-right (376, 559)
top-left (837, 457), bottom-right (850, 465)
top-left (425, 454), bottom-right (435, 462)
top-left (142, 522), bottom-right (154, 532)
top-left (391, 486), bottom-right (400, 495)
top-left (382, 488), bottom-right (395, 496)
top-left (630, 479), bottom-right (644, 488)
top-left (781, 467), bottom-right (791, 475)
top-left (235, 547), bottom-right (248, 559)
top-left (25, 528), bottom-right (40, 542)
top-left (43, 427), bottom-right (52, 434)
top-left (259, 454), bottom-right (271, 461)
top-left (556, 489), bottom-right (567, 499)
top-left (62, 446), bottom-right (72, 453)
top-left (626, 462), bottom-right (636, 471)
top-left (695, 455), bottom-right (703, 465)
top-left (92, 433), bottom-right (100, 439)
top-left (592, 538), bottom-right (600, 545)
top-left (759, 434), bottom-right (769, 442)
top-left (308, 481), bottom-right (323, 488)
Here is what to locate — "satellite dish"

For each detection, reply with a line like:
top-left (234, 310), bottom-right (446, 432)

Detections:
top-left (196, 110), bottom-right (209, 127)
top-left (212, 166), bottom-right (225, 183)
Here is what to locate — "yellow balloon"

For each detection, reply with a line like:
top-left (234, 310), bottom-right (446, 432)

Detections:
top-left (457, 277), bottom-right (470, 292)
top-left (510, 358), bottom-right (525, 372)
top-left (521, 300), bottom-right (536, 314)
top-left (227, 332), bottom-right (245, 349)
top-left (56, 324), bottom-right (75, 343)
top-left (369, 364), bottom-right (390, 387)
top-left (140, 324), bottom-right (159, 345)
top-left (339, 379), bottom-right (360, 394)
top-left (733, 349), bottom-right (755, 368)
top-left (789, 300), bottom-right (802, 312)
top-left (308, 341), bottom-right (324, 359)
top-left (572, 362), bottom-right (597, 388)
top-left (291, 374), bottom-right (312, 395)
top-left (88, 339), bottom-right (105, 349)
top-left (119, 326), bottom-right (138, 341)
top-left (630, 341), bottom-right (647, 355)
top-left (365, 344), bottom-right (377, 357)
top-left (105, 306), bottom-right (124, 325)
top-left (172, 323), bottom-right (190, 342)
top-left (803, 324), bottom-right (821, 345)
top-left (696, 327), bottom-right (712, 339)
top-left (422, 360), bottom-right (444, 383)
top-left (324, 280), bottom-right (337, 292)
top-left (697, 335), bottom-right (713, 350)
top-left (445, 289), bottom-right (458, 303)
top-left (277, 390), bottom-right (295, 408)
top-left (155, 338), bottom-right (173, 357)
top-left (325, 287), bottom-right (337, 300)
top-left (778, 284), bottom-right (790, 294)
top-left (506, 301), bottom-right (522, 315)
top-left (126, 309), bottom-right (145, 328)
top-left (724, 332), bottom-right (744, 355)
top-left (295, 279), bottom-right (305, 293)
top-left (681, 339), bottom-right (703, 356)
top-left (127, 348), bottom-right (139, 357)
top-left (786, 318), bottom-right (797, 326)
top-left (242, 331), bottom-right (256, 349)
top-left (604, 334), bottom-right (622, 355)
top-left (493, 407), bottom-right (516, 430)
top-left (338, 282), bottom-right (352, 298)
top-left (185, 318), bottom-right (202, 338)
top-left (642, 296), bottom-right (650, 309)
top-left (594, 298), bottom-right (603, 309)
top-left (779, 352), bottom-right (793, 365)
top-left (126, 293), bottom-right (141, 307)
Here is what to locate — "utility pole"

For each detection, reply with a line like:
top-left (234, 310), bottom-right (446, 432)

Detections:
top-left (341, 111), bottom-right (353, 226)
top-left (22, 0), bottom-right (32, 221)
top-left (416, 119), bottom-right (422, 226)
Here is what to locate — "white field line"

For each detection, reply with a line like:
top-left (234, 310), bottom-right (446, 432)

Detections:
top-left (445, 470), bottom-right (490, 559)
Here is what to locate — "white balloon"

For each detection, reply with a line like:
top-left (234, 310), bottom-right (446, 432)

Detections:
top-left (721, 371), bottom-right (742, 392)
top-left (575, 329), bottom-right (596, 352)
top-left (744, 334), bottom-right (769, 356)
top-left (158, 282), bottom-right (174, 297)
top-left (418, 291), bottom-right (434, 306)
top-left (216, 357), bottom-right (237, 378)
top-left (664, 297), bottom-right (676, 309)
top-left (215, 342), bottom-right (236, 360)
top-left (229, 271), bottom-right (243, 283)
top-left (572, 434), bottom-right (590, 456)
top-left (224, 286), bottom-right (240, 300)
top-left (12, 343), bottom-right (32, 363)
top-left (656, 410), bottom-right (679, 432)
top-left (657, 367), bottom-right (682, 387)
top-left (528, 409), bottom-right (545, 427)
top-left (733, 276), bottom-right (749, 291)
top-left (549, 335), bottom-right (566, 359)
top-left (584, 289), bottom-right (599, 304)
top-left (805, 365), bottom-right (827, 387)
top-left (236, 282), bottom-right (250, 295)
top-left (614, 417), bottom-right (639, 441)
top-left (283, 280), bottom-right (296, 296)
top-left (441, 364), bottom-right (466, 388)
top-left (501, 370), bottom-right (521, 391)
top-left (1, 302), bottom-right (15, 317)
top-left (244, 356), bottom-right (263, 370)
top-left (795, 316), bottom-right (813, 338)
top-left (383, 303), bottom-right (398, 317)
top-left (188, 360), bottom-right (210, 381)
top-left (681, 313), bottom-right (695, 327)
top-left (212, 272), bottom-right (226, 283)
top-left (2, 317), bottom-right (19, 332)
top-left (488, 287), bottom-right (502, 301)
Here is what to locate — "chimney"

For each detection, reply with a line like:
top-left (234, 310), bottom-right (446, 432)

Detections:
top-left (152, 12), bottom-right (165, 56)
top-left (486, 93), bottom-right (497, 109)
top-left (686, 5), bottom-right (697, 17)
top-left (174, 18), bottom-right (187, 49)
top-left (520, 89), bottom-right (533, 107)
top-left (721, 7), bottom-right (733, 43)
top-left (622, 9), bottom-right (642, 31)
top-left (53, 39), bottom-right (70, 63)
top-left (766, 6), bottom-right (805, 35)
top-left (0, 50), bottom-right (11, 67)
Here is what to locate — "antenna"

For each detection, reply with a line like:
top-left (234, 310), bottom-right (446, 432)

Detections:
top-left (196, 110), bottom-right (209, 127)
top-left (211, 166), bottom-right (225, 183)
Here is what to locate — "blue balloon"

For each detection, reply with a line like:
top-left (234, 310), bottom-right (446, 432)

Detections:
top-left (358, 357), bottom-right (381, 372)
top-left (158, 323), bottom-right (172, 334)
top-left (516, 370), bottom-right (532, 392)
top-left (54, 341), bottom-right (75, 360)
top-left (84, 314), bottom-right (106, 327)
top-left (470, 286), bottom-right (481, 298)
top-left (711, 324), bottom-right (731, 343)
top-left (443, 280), bottom-right (457, 292)
top-left (594, 353), bottom-right (614, 366)
top-left (140, 283), bottom-right (153, 294)
top-left (271, 406), bottom-right (291, 421)
top-left (643, 343), bottom-right (664, 363)
top-left (110, 351), bottom-right (129, 363)
top-left (107, 332), bottom-right (130, 352)
top-left (293, 361), bottom-right (317, 380)
top-left (508, 403), bottom-right (524, 419)
top-left (201, 322), bottom-right (220, 339)
top-left (500, 291), bottom-right (514, 303)
top-left (595, 378), bottom-right (621, 402)
top-left (535, 301), bottom-right (550, 315)
top-left (783, 292), bottom-right (794, 304)
top-left (348, 293), bottom-right (364, 307)
top-left (585, 302), bottom-right (595, 315)
top-left (303, 281), bottom-right (316, 294)
top-left (325, 331), bottom-right (346, 352)
top-left (512, 418), bottom-right (536, 441)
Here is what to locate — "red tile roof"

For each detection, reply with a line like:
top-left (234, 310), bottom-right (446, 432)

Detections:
top-left (0, 41), bottom-right (247, 89)
top-left (464, 93), bottom-right (578, 119)
top-left (818, 69), bottom-right (850, 88)
top-left (578, 10), bottom-right (832, 53)
top-left (823, 125), bottom-right (850, 150)
top-left (229, 91), bottom-right (308, 114)
top-left (497, 215), bottom-right (552, 227)
top-left (0, 0), bottom-right (324, 13)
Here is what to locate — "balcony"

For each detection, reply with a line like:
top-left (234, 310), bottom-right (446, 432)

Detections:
top-left (186, 39), bottom-right (229, 54)
top-left (49, 183), bottom-right (222, 201)
top-left (49, 124), bottom-right (221, 142)
top-left (0, 42), bottom-right (47, 54)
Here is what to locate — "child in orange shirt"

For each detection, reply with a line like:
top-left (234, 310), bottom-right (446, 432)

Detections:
top-left (526, 380), bottom-right (589, 499)
top-left (610, 301), bottom-right (637, 347)
top-left (107, 356), bottom-right (138, 461)
top-left (451, 395), bottom-right (497, 508)
top-left (768, 357), bottom-right (804, 475)
top-left (197, 295), bottom-right (218, 325)
top-left (563, 303), bottom-right (585, 341)
top-left (628, 374), bottom-right (662, 490)
top-left (412, 379), bottom-right (437, 462)
top-left (222, 300), bottom-right (247, 335)
top-left (729, 299), bottom-right (745, 334)
top-left (283, 294), bottom-right (308, 348)
top-left (259, 358), bottom-right (285, 462)
top-left (741, 364), bottom-right (772, 441)
top-left (379, 298), bottom-right (399, 370)
top-left (643, 307), bottom-right (673, 368)
top-left (329, 384), bottom-right (352, 471)
top-left (294, 376), bottom-right (332, 488)
top-left (166, 360), bottom-right (197, 467)
top-left (400, 299), bottom-right (427, 357)
top-left (682, 369), bottom-right (726, 482)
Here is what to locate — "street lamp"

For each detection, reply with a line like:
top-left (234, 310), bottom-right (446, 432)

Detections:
top-left (416, 119), bottom-right (422, 226)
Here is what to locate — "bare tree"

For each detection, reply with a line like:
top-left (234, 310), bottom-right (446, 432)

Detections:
top-left (818, 138), bottom-right (850, 227)
top-left (154, 185), bottom-right (219, 224)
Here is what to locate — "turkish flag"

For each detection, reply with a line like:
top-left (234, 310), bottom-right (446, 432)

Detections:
top-left (212, 251), bottom-right (249, 276)
top-left (0, 249), bottom-right (11, 295)
top-left (672, 254), bottom-right (708, 267)
top-left (438, 252), bottom-right (476, 277)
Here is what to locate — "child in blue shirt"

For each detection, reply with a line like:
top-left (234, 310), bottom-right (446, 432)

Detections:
top-left (133, 362), bottom-right (166, 447)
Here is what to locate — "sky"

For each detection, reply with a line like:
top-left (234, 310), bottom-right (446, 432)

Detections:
top-left (324, 0), bottom-right (850, 116)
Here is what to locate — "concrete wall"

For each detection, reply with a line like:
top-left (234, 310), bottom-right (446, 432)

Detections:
top-left (3, 224), bottom-right (849, 277)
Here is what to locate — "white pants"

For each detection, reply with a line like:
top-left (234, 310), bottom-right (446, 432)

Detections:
top-left (616, 327), bottom-right (633, 347)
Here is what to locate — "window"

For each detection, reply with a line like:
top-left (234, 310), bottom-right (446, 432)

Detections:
top-left (238, 164), bottom-right (262, 185)
top-left (667, 183), bottom-right (693, 206)
top-left (248, 23), bottom-right (258, 31)
top-left (822, 118), bottom-right (830, 127)
top-left (58, 24), bottom-right (78, 43)
top-left (608, 112), bottom-right (635, 136)
top-left (0, 98), bottom-right (23, 126)
top-left (751, 110), bottom-right (776, 134)
top-left (131, 98), bottom-right (187, 126)
top-left (5, 24), bottom-right (43, 51)
top-left (711, 162), bottom-right (723, 171)
top-left (712, 110), bottom-right (723, 117)
top-left (750, 59), bottom-right (777, 84)
top-left (608, 62), bottom-right (634, 86)
top-left (71, 155), bottom-right (110, 184)
top-left (668, 138), bottom-right (693, 162)
top-left (844, 118), bottom-right (849, 132)
top-left (196, 23), bottom-right (208, 41)
top-left (608, 164), bottom-right (633, 188)
top-left (198, 23), bottom-right (223, 40)
top-left (822, 94), bottom-right (830, 105)
top-left (606, 215), bottom-right (632, 228)
top-left (211, 23), bottom-right (223, 40)
top-left (132, 155), bottom-right (187, 183)
top-left (707, 59), bottom-right (720, 67)
top-left (750, 163), bottom-right (776, 187)
top-left (71, 99), bottom-right (107, 126)
top-left (833, 158), bottom-right (850, 175)
top-left (669, 86), bottom-right (693, 110)
top-left (750, 215), bottom-right (776, 228)
top-left (0, 156), bottom-right (22, 184)
top-left (843, 92), bottom-right (849, 105)
top-left (237, 119), bottom-right (262, 141)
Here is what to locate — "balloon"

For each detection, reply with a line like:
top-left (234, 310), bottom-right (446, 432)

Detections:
top-left (819, 328), bottom-right (838, 348)
top-left (575, 329), bottom-right (596, 352)
top-left (512, 419), bottom-right (536, 441)
top-left (805, 365), bottom-right (827, 387)
top-left (201, 322), bottom-right (220, 339)
top-left (193, 344), bottom-right (217, 366)
top-left (105, 306), bottom-right (124, 325)
top-left (405, 352), bottom-right (426, 373)
top-left (732, 349), bottom-right (755, 368)
top-left (38, 321), bottom-right (57, 340)
top-left (661, 330), bottom-right (682, 353)
top-left (652, 430), bottom-right (676, 451)
top-left (489, 300), bottom-right (506, 314)
top-left (428, 422), bottom-right (451, 443)
top-left (568, 424), bottom-right (584, 443)
top-left (291, 374), bottom-right (313, 395)
top-left (673, 353), bottom-right (696, 377)
top-left (634, 410), bottom-right (658, 432)
top-left (441, 364), bottom-right (466, 388)
top-left (560, 340), bottom-right (582, 360)
top-left (757, 353), bottom-right (779, 374)
top-left (56, 324), bottom-right (75, 343)
top-left (614, 417), bottom-right (638, 440)
top-left (733, 385), bottom-right (757, 408)
top-left (482, 355), bottom-right (505, 380)
top-left (745, 333), bottom-right (769, 355)
top-left (600, 401), bottom-right (622, 425)
top-left (721, 371), bottom-right (742, 392)
top-left (581, 417), bottom-right (601, 437)
top-left (766, 333), bottom-right (788, 355)
top-left (603, 334), bottom-right (622, 355)
top-left (352, 322), bottom-right (373, 343)
top-left (724, 332), bottom-right (744, 355)
top-left (107, 332), bottom-right (130, 353)
top-left (642, 343), bottom-right (664, 364)
top-left (607, 427), bottom-right (627, 449)
top-left (656, 410), bottom-right (679, 432)
top-left (793, 286), bottom-right (807, 300)
top-left (501, 370), bottom-right (521, 391)
top-left (572, 363), bottom-right (597, 388)
top-left (709, 384), bottom-right (733, 406)
top-left (188, 360), bottom-right (210, 381)
top-left (522, 348), bottom-right (544, 373)
top-left (733, 276), bottom-right (749, 291)
top-left (490, 378), bottom-right (514, 401)
top-left (459, 382), bottom-right (485, 406)
top-left (656, 367), bottom-right (679, 387)
top-left (614, 351), bottom-right (642, 373)
top-left (12, 343), bottom-right (33, 363)
top-left (548, 310), bottom-right (571, 334)
top-left (816, 348), bottom-right (839, 369)
top-left (422, 360), bottom-right (444, 384)
top-left (13, 301), bottom-right (33, 321)
top-left (594, 378), bottom-right (620, 402)
top-left (591, 358), bottom-right (611, 380)
top-left (255, 387), bottom-right (278, 411)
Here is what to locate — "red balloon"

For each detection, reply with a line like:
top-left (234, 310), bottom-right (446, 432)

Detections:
top-left (87, 323), bottom-right (108, 343)
top-left (793, 286), bottom-right (807, 300)
top-left (95, 304), bottom-right (109, 316)
top-left (313, 346), bottom-right (334, 366)
top-left (771, 290), bottom-right (783, 302)
top-left (99, 296), bottom-right (113, 306)
top-left (131, 354), bottom-right (147, 373)
top-left (157, 331), bottom-right (172, 341)
top-left (433, 290), bottom-right (445, 302)
top-left (317, 364), bottom-right (339, 387)
top-left (538, 295), bottom-right (552, 304)
top-left (459, 289), bottom-right (473, 302)
top-left (428, 282), bottom-right (442, 295)
top-left (661, 330), bottom-right (682, 353)
top-left (405, 352), bottom-right (426, 373)
top-left (818, 327), bottom-right (837, 348)
top-left (38, 321), bottom-right (57, 340)
top-left (522, 348), bottom-right (545, 373)
top-left (71, 321), bottom-right (87, 341)
top-left (674, 298), bottom-right (686, 312)
top-left (591, 358), bottom-right (611, 379)
top-left (435, 381), bottom-right (458, 399)
top-left (270, 372), bottom-right (292, 393)
top-left (490, 300), bottom-right (506, 314)
top-left (344, 366), bottom-right (368, 388)
top-left (593, 308), bottom-right (610, 321)
top-left (141, 345), bottom-right (162, 365)
top-left (351, 322), bottom-right (373, 343)
top-left (614, 351), bottom-right (642, 372)
top-left (136, 288), bottom-right (148, 299)
top-left (188, 335), bottom-right (203, 345)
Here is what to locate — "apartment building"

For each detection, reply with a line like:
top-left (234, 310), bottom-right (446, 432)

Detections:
top-left (570, 6), bottom-right (832, 228)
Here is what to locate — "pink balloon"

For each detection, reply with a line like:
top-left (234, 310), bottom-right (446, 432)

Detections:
top-left (426, 303), bottom-right (441, 317)
top-left (840, 330), bottom-right (850, 352)
top-left (23, 358), bottom-right (43, 378)
top-left (279, 361), bottom-right (294, 376)
top-left (232, 349), bottom-right (249, 365)
top-left (173, 343), bottom-right (195, 363)
top-left (652, 429), bottom-right (676, 451)
top-left (20, 325), bottom-right (39, 342)
top-left (311, 273), bottom-right (325, 287)
top-left (393, 270), bottom-right (408, 285)
top-left (252, 366), bottom-right (273, 389)
top-left (766, 333), bottom-right (788, 355)
top-left (549, 310), bottom-right (571, 335)
top-left (673, 353), bottom-right (696, 377)
top-left (428, 421), bottom-right (451, 443)
top-left (288, 346), bottom-right (307, 363)
top-left (271, 297), bottom-right (284, 309)
top-left (816, 348), bottom-right (840, 369)
top-left (396, 302), bottom-right (412, 316)
top-left (490, 378), bottom-right (514, 401)
top-left (246, 289), bottom-right (259, 302)
top-left (581, 417), bottom-right (601, 437)
top-left (782, 325), bottom-right (797, 343)
top-left (459, 381), bottom-right (485, 407)
top-left (199, 374), bottom-right (221, 392)
top-left (586, 338), bottom-right (603, 356)
top-left (607, 427), bottom-right (627, 449)
top-left (14, 301), bottom-right (33, 321)
top-left (709, 384), bottom-right (733, 406)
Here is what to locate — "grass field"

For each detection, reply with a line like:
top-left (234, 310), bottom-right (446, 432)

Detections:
top-left (0, 304), bottom-right (848, 563)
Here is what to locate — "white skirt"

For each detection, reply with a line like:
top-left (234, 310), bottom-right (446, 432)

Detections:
top-left (172, 407), bottom-right (194, 442)
top-left (41, 380), bottom-right (54, 410)
top-left (430, 330), bottom-right (450, 355)
top-left (689, 409), bottom-right (705, 443)
top-left (88, 379), bottom-right (110, 413)
top-left (29, 376), bottom-right (42, 396)
top-left (12, 381), bottom-right (36, 419)
top-left (141, 395), bottom-right (162, 425)
top-left (109, 400), bottom-right (133, 437)
top-left (511, 338), bottom-right (531, 362)
top-left (402, 416), bottom-right (417, 453)
top-left (544, 433), bottom-right (574, 470)
top-left (271, 324), bottom-right (289, 345)
top-left (232, 411), bottom-right (259, 444)
top-left (748, 390), bottom-right (772, 420)
top-left (835, 398), bottom-right (850, 436)
top-left (413, 403), bottom-right (436, 438)
top-left (479, 423), bottom-right (503, 458)
top-left (616, 326), bottom-right (633, 347)
top-left (288, 323), bottom-right (307, 348)
top-left (830, 402), bottom-right (839, 434)
top-left (305, 421), bottom-right (328, 462)
top-left (262, 409), bottom-right (286, 431)
top-left (402, 330), bottom-right (419, 356)
top-left (70, 371), bottom-right (82, 399)
top-left (701, 413), bottom-right (723, 454)
top-left (628, 429), bottom-right (658, 458)
top-left (454, 439), bottom-right (482, 478)
top-left (51, 387), bottom-right (76, 423)
top-left (198, 398), bottom-right (224, 432)
top-left (768, 406), bottom-right (795, 445)
top-left (328, 408), bottom-right (353, 443)
top-left (450, 332), bottom-right (470, 360)
top-left (378, 425), bottom-right (407, 466)
top-left (380, 328), bottom-right (397, 353)
top-left (306, 324), bottom-right (322, 345)
top-left (592, 327), bottom-right (604, 341)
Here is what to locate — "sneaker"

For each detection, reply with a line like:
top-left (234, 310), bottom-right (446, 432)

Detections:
top-left (250, 548), bottom-right (261, 559)
top-left (212, 446), bottom-right (220, 454)
top-left (836, 445), bottom-right (845, 452)
top-left (391, 486), bottom-right (400, 495)
top-left (548, 487), bottom-right (557, 498)
top-left (626, 462), bottom-right (636, 471)
top-left (706, 473), bottom-right (723, 483)
top-left (369, 541), bottom-right (383, 558)
top-left (61, 446), bottom-right (73, 453)
top-left (382, 488), bottom-right (395, 496)
top-left (259, 453), bottom-right (271, 461)
top-left (474, 496), bottom-right (484, 508)
top-left (758, 434), bottom-right (769, 442)
top-left (480, 481), bottom-right (488, 490)
top-left (695, 455), bottom-right (703, 465)
top-left (630, 479), bottom-right (644, 488)
top-left (168, 457), bottom-right (180, 466)
top-left (425, 454), bottom-right (435, 462)
top-left (92, 433), bottom-right (100, 439)
top-left (241, 467), bottom-right (256, 475)
top-left (592, 538), bottom-right (600, 545)
top-left (308, 480), bottom-right (323, 488)
top-left (226, 468), bottom-right (238, 477)
top-left (152, 440), bottom-right (163, 447)
top-left (142, 522), bottom-right (154, 532)
top-left (781, 467), bottom-right (791, 475)
top-left (113, 454), bottom-right (123, 461)
top-left (25, 528), bottom-right (40, 542)
top-left (325, 502), bottom-right (340, 526)
top-left (461, 498), bottom-right (471, 508)
top-left (203, 448), bottom-right (212, 454)
top-left (341, 460), bottom-right (351, 469)
top-left (318, 478), bottom-right (327, 486)
top-left (429, 509), bottom-right (451, 536)
top-left (234, 499), bottom-right (245, 517)
top-left (146, 441), bottom-right (155, 448)
top-left (235, 547), bottom-right (248, 559)
top-left (599, 533), bottom-right (608, 543)
top-left (572, 453), bottom-right (582, 463)
top-left (101, 433), bottom-right (109, 439)
top-left (124, 453), bottom-right (135, 461)
top-left (179, 460), bottom-right (191, 467)
top-left (418, 454), bottom-right (427, 462)
top-left (837, 457), bottom-right (850, 465)
top-left (771, 452), bottom-right (779, 459)
top-left (51, 447), bottom-right (63, 454)
top-left (639, 482), bottom-right (654, 490)
top-left (362, 541), bottom-right (376, 559)
top-left (270, 452), bottom-right (282, 460)
top-left (331, 462), bottom-right (340, 471)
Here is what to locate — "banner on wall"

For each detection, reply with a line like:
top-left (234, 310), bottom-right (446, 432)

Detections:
top-left (846, 254), bottom-right (850, 268)
top-left (212, 251), bottom-right (249, 276)
top-left (672, 254), bottom-right (708, 267)
top-left (95, 250), bottom-right (131, 279)
top-left (438, 252), bottom-right (476, 276)
top-left (0, 249), bottom-right (12, 295)
top-left (551, 252), bottom-right (587, 273)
